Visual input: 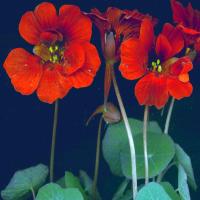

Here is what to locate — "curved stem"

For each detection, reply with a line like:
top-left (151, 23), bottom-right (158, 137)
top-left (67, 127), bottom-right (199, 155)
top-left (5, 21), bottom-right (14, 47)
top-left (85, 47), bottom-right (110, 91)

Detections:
top-left (50, 100), bottom-right (59, 182)
top-left (30, 186), bottom-right (36, 200)
top-left (111, 66), bottom-right (137, 199)
top-left (164, 98), bottom-right (175, 134)
top-left (143, 106), bottom-right (149, 185)
top-left (156, 162), bottom-right (176, 183)
top-left (92, 116), bottom-right (103, 199)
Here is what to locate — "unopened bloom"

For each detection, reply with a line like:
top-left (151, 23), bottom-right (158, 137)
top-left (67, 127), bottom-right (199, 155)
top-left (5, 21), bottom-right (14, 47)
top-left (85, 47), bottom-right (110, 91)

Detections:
top-left (120, 19), bottom-right (193, 109)
top-left (4, 2), bottom-right (100, 103)
top-left (86, 102), bottom-right (121, 125)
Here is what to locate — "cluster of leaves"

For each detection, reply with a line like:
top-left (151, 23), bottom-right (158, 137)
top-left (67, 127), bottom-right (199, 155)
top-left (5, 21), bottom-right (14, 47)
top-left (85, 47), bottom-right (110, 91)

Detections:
top-left (1, 118), bottom-right (197, 200)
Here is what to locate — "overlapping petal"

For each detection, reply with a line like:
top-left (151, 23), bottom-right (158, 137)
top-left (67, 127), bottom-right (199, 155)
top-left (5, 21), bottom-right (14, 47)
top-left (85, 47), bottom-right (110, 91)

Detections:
top-left (19, 12), bottom-right (42, 45)
top-left (3, 48), bottom-right (43, 95)
top-left (156, 34), bottom-right (172, 61)
top-left (59, 5), bottom-right (92, 42)
top-left (37, 65), bottom-right (72, 104)
top-left (34, 2), bottom-right (58, 30)
top-left (162, 23), bottom-right (184, 56)
top-left (170, 56), bottom-right (193, 76)
top-left (119, 38), bottom-right (147, 80)
top-left (63, 43), bottom-right (85, 75)
top-left (167, 78), bottom-right (193, 100)
top-left (139, 18), bottom-right (154, 51)
top-left (67, 42), bottom-right (101, 88)
top-left (135, 73), bottom-right (169, 109)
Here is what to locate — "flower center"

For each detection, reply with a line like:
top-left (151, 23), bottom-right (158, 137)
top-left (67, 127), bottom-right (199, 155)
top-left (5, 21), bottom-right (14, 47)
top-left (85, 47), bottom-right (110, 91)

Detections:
top-left (151, 59), bottom-right (163, 73)
top-left (33, 42), bottom-right (65, 64)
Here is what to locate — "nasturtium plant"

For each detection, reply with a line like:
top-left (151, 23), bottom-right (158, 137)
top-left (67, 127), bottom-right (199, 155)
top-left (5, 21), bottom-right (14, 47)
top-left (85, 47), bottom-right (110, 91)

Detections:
top-left (1, 1), bottom-right (198, 200)
top-left (1, 164), bottom-right (48, 200)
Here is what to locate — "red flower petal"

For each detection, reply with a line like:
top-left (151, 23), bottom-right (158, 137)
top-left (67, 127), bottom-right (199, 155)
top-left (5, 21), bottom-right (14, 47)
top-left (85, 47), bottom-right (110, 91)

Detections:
top-left (63, 43), bottom-right (85, 75)
top-left (19, 11), bottom-right (42, 45)
top-left (170, 56), bottom-right (193, 76)
top-left (67, 42), bottom-right (101, 88)
top-left (171, 0), bottom-right (200, 46)
top-left (156, 34), bottom-right (172, 61)
top-left (119, 39), bottom-right (147, 80)
top-left (37, 65), bottom-right (72, 104)
top-left (162, 23), bottom-right (184, 56)
top-left (139, 18), bottom-right (155, 51)
top-left (167, 78), bottom-right (193, 99)
top-left (135, 73), bottom-right (169, 109)
top-left (19, 2), bottom-right (58, 45)
top-left (59, 5), bottom-right (92, 42)
top-left (3, 48), bottom-right (43, 95)
top-left (178, 25), bottom-right (200, 36)
top-left (171, 0), bottom-right (189, 25)
top-left (34, 2), bottom-right (57, 30)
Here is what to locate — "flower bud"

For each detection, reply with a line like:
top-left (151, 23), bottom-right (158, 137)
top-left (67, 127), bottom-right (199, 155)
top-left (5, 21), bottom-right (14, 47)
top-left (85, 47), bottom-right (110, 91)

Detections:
top-left (86, 102), bottom-right (121, 125)
top-left (103, 102), bottom-right (121, 124)
top-left (104, 32), bottom-right (116, 62)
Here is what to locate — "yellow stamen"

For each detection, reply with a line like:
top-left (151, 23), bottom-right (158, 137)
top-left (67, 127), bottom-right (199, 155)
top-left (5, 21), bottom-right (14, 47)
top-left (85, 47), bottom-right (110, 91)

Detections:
top-left (157, 65), bottom-right (162, 73)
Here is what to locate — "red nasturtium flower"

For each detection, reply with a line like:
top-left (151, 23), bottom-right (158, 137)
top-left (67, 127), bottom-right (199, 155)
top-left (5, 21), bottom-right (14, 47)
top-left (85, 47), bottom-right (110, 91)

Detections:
top-left (3, 2), bottom-right (100, 104)
top-left (120, 19), bottom-right (193, 109)
top-left (87, 7), bottom-right (156, 103)
top-left (171, 0), bottom-right (200, 52)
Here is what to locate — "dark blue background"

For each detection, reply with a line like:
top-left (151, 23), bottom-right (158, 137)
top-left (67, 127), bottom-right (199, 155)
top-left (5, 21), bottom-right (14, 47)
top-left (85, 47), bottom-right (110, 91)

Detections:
top-left (0, 0), bottom-right (200, 199)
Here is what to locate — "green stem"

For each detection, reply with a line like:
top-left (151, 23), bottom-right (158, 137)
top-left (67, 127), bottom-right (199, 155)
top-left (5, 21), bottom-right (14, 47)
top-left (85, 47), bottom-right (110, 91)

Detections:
top-left (143, 106), bottom-right (149, 185)
top-left (164, 98), bottom-right (175, 134)
top-left (104, 62), bottom-right (112, 106)
top-left (30, 186), bottom-right (36, 200)
top-left (92, 116), bottom-right (103, 199)
top-left (157, 98), bottom-right (175, 182)
top-left (50, 100), bottom-right (59, 182)
top-left (111, 66), bottom-right (137, 199)
top-left (156, 162), bottom-right (176, 183)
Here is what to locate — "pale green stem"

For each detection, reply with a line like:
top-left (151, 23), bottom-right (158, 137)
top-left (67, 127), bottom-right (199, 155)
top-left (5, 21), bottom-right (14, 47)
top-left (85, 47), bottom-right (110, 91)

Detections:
top-left (50, 100), bottom-right (59, 182)
top-left (92, 116), bottom-right (103, 199)
top-left (30, 186), bottom-right (36, 200)
top-left (111, 66), bottom-right (137, 199)
top-left (157, 98), bottom-right (175, 181)
top-left (164, 98), bottom-right (175, 134)
top-left (143, 106), bottom-right (149, 185)
top-left (157, 162), bottom-right (176, 182)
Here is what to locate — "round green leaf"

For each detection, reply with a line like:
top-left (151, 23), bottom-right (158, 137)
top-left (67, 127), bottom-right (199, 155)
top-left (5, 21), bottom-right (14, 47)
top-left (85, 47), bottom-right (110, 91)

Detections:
top-left (65, 172), bottom-right (88, 199)
top-left (120, 132), bottom-right (175, 179)
top-left (136, 182), bottom-right (172, 200)
top-left (102, 118), bottom-right (162, 176)
top-left (1, 164), bottom-right (49, 200)
top-left (36, 183), bottom-right (84, 200)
